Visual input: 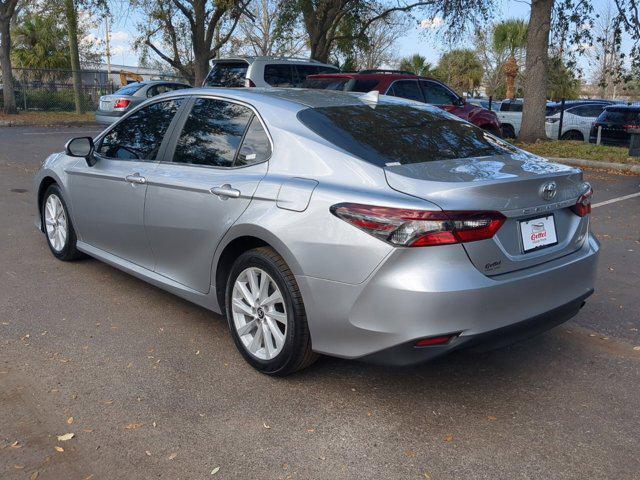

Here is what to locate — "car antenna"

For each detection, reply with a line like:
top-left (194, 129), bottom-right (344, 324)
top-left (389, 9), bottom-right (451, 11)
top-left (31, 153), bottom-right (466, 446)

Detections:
top-left (360, 90), bottom-right (379, 106)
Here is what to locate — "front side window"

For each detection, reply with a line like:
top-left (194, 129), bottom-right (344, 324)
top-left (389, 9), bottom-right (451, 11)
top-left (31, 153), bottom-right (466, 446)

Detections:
top-left (98, 99), bottom-right (183, 160)
top-left (297, 104), bottom-right (517, 167)
top-left (387, 80), bottom-right (424, 102)
top-left (420, 81), bottom-right (458, 105)
top-left (236, 116), bottom-right (271, 166)
top-left (172, 98), bottom-right (253, 167)
top-left (264, 64), bottom-right (295, 87)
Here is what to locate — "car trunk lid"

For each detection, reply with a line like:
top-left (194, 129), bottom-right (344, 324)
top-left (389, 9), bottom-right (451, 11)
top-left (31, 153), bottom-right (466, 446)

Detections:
top-left (385, 153), bottom-right (590, 275)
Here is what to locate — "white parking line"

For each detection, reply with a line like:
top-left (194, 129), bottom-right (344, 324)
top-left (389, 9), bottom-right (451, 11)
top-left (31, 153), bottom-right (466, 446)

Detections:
top-left (592, 192), bottom-right (640, 208)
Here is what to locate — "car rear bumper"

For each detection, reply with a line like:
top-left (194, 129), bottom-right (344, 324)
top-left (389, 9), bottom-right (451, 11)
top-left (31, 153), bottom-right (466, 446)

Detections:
top-left (297, 234), bottom-right (599, 363)
top-left (95, 111), bottom-right (123, 124)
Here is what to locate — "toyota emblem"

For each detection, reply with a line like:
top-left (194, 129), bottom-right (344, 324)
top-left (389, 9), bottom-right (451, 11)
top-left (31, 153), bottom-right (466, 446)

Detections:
top-left (540, 181), bottom-right (558, 201)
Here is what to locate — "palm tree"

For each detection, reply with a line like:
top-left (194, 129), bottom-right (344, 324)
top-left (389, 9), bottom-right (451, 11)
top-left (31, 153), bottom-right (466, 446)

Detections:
top-left (493, 19), bottom-right (528, 99)
top-left (398, 54), bottom-right (433, 76)
top-left (11, 13), bottom-right (71, 83)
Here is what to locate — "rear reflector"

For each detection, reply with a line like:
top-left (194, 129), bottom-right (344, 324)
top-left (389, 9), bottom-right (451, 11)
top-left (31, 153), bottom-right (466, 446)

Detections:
top-left (113, 98), bottom-right (131, 110)
top-left (570, 184), bottom-right (593, 217)
top-left (330, 203), bottom-right (506, 247)
top-left (415, 335), bottom-right (457, 347)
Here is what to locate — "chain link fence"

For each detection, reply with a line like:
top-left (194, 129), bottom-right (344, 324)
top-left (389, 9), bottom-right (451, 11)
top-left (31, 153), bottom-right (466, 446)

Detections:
top-left (1, 67), bottom-right (191, 112)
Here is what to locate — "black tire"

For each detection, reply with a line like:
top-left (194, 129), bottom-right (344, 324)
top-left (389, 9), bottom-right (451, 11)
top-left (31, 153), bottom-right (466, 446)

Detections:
top-left (561, 130), bottom-right (584, 141)
top-left (41, 184), bottom-right (84, 261)
top-left (501, 124), bottom-right (516, 139)
top-left (225, 247), bottom-right (318, 376)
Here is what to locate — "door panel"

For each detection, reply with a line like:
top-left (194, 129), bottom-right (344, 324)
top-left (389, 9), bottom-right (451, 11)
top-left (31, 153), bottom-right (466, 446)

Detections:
top-left (144, 97), bottom-right (271, 293)
top-left (66, 98), bottom-right (186, 269)
top-left (144, 162), bottom-right (268, 292)
top-left (67, 159), bottom-right (157, 269)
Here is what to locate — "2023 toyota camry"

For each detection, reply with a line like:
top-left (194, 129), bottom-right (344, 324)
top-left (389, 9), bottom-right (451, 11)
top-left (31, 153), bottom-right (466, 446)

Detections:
top-left (34, 88), bottom-right (599, 376)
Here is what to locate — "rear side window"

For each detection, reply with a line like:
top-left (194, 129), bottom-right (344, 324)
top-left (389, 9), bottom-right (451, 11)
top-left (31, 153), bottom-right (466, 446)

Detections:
top-left (598, 108), bottom-right (640, 124)
top-left (264, 65), bottom-right (295, 87)
top-left (302, 77), bottom-right (350, 90)
top-left (297, 104), bottom-right (516, 167)
top-left (203, 61), bottom-right (249, 87)
top-left (172, 98), bottom-right (253, 167)
top-left (98, 99), bottom-right (183, 160)
top-left (420, 81), bottom-right (458, 105)
top-left (387, 80), bottom-right (423, 102)
top-left (571, 104), bottom-right (606, 118)
top-left (501, 101), bottom-right (523, 112)
top-left (345, 79), bottom-right (379, 92)
top-left (236, 116), bottom-right (271, 166)
top-left (114, 83), bottom-right (144, 96)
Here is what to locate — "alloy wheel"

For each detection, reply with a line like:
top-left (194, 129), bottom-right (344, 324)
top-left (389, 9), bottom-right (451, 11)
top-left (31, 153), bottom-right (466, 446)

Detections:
top-left (231, 267), bottom-right (288, 360)
top-left (44, 194), bottom-right (68, 252)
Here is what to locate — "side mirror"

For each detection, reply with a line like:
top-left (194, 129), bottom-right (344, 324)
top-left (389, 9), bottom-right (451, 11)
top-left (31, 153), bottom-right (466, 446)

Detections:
top-left (65, 136), bottom-right (96, 166)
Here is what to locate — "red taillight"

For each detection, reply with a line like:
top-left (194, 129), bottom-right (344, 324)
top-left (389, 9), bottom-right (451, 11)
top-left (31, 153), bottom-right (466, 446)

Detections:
top-left (570, 185), bottom-right (593, 217)
top-left (244, 78), bottom-right (256, 87)
top-left (330, 203), bottom-right (506, 247)
top-left (415, 334), bottom-right (457, 347)
top-left (113, 98), bottom-right (131, 110)
top-left (624, 124), bottom-right (640, 131)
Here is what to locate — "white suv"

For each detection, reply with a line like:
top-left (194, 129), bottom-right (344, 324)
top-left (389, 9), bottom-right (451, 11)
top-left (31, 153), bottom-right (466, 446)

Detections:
top-left (203, 56), bottom-right (339, 88)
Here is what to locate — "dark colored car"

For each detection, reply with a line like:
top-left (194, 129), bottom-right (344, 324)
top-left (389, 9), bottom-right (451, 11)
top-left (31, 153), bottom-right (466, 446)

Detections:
top-left (589, 105), bottom-right (640, 147)
top-left (304, 70), bottom-right (503, 136)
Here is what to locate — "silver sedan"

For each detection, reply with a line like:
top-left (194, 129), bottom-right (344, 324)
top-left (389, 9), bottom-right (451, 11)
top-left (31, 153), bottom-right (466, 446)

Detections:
top-left (34, 88), bottom-right (599, 375)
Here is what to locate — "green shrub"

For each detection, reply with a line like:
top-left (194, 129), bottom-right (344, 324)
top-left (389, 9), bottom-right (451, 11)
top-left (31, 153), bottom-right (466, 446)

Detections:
top-left (0, 89), bottom-right (94, 111)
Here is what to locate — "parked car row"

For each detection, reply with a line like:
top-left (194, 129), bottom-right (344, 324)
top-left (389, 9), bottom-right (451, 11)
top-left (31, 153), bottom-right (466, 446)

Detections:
top-left (97, 57), bottom-right (504, 138)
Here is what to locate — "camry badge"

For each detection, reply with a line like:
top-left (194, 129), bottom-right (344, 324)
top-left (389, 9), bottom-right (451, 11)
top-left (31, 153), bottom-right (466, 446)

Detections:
top-left (540, 181), bottom-right (558, 201)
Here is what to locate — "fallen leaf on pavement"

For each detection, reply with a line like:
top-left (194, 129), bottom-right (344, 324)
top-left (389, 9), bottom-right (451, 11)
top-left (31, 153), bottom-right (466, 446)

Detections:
top-left (125, 423), bottom-right (143, 430)
top-left (211, 467), bottom-right (220, 475)
top-left (263, 422), bottom-right (271, 429)
top-left (633, 346), bottom-right (640, 351)
top-left (14, 464), bottom-right (24, 469)
top-left (57, 433), bottom-right (74, 441)
top-left (487, 416), bottom-right (497, 421)
top-left (10, 441), bottom-right (21, 448)
top-left (444, 435), bottom-right (453, 443)
top-left (168, 453), bottom-right (177, 460)
top-left (404, 449), bottom-right (416, 457)
top-left (30, 471), bottom-right (39, 480)
top-left (145, 451), bottom-right (152, 456)
top-left (67, 417), bottom-right (74, 425)
top-left (54, 446), bottom-right (64, 453)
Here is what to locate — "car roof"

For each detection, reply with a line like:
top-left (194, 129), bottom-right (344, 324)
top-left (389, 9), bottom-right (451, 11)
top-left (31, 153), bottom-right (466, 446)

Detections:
top-left (604, 104), bottom-right (640, 111)
top-left (309, 72), bottom-right (434, 82)
top-left (212, 56), bottom-right (336, 67)
top-left (166, 87), bottom-right (404, 109)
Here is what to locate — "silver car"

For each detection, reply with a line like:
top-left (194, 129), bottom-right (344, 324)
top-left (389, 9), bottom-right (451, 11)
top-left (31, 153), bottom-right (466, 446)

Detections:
top-left (96, 80), bottom-right (191, 124)
top-left (34, 88), bottom-right (599, 375)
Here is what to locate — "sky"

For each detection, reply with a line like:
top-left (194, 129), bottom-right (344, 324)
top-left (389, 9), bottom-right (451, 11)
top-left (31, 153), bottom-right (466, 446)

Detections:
top-left (95, 0), bottom-right (627, 77)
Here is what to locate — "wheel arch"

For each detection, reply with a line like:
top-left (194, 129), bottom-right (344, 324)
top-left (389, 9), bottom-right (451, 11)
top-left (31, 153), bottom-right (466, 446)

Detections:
top-left (213, 227), bottom-right (303, 312)
top-left (561, 129), bottom-right (584, 141)
top-left (37, 176), bottom-right (60, 222)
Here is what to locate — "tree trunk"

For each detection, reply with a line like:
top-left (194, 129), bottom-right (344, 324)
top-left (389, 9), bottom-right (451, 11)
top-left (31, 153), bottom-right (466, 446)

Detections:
top-left (193, 56), bottom-right (210, 86)
top-left (310, 35), bottom-right (331, 63)
top-left (0, 16), bottom-right (16, 114)
top-left (519, 0), bottom-right (553, 142)
top-left (64, 0), bottom-right (84, 114)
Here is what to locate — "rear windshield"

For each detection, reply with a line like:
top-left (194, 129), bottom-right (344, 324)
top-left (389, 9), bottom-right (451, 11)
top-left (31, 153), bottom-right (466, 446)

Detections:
top-left (203, 61), bottom-right (249, 87)
top-left (297, 104), bottom-right (516, 166)
top-left (598, 108), bottom-right (640, 124)
top-left (114, 83), bottom-right (144, 96)
top-left (302, 77), bottom-right (379, 93)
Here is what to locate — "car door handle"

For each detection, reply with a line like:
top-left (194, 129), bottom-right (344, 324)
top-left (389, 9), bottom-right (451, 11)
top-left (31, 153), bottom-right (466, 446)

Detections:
top-left (125, 173), bottom-right (146, 184)
top-left (210, 184), bottom-right (241, 199)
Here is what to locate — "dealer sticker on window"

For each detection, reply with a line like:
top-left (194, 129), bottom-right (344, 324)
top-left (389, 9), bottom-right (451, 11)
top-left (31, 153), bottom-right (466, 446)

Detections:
top-left (519, 215), bottom-right (558, 253)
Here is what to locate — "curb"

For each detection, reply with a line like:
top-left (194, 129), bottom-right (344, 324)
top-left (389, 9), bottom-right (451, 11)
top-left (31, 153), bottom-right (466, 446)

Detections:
top-left (549, 157), bottom-right (640, 174)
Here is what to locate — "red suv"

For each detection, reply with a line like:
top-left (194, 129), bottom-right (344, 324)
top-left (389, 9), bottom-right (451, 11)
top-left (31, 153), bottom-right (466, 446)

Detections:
top-left (304, 70), bottom-right (503, 136)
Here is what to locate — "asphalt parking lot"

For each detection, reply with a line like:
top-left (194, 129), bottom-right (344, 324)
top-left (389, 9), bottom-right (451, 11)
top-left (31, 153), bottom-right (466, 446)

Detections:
top-left (1, 126), bottom-right (639, 480)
